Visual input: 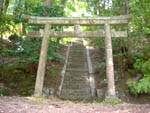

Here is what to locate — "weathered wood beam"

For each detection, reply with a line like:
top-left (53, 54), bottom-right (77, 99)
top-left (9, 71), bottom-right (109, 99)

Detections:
top-left (34, 24), bottom-right (51, 97)
top-left (27, 31), bottom-right (127, 38)
top-left (22, 15), bottom-right (132, 26)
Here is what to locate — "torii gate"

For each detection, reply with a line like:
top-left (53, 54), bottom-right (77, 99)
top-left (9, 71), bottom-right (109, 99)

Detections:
top-left (23, 15), bottom-right (131, 99)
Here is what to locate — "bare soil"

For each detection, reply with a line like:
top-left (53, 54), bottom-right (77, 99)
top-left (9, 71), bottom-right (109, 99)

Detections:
top-left (0, 96), bottom-right (150, 113)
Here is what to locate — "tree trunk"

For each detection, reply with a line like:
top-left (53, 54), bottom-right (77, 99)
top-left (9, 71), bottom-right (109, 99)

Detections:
top-left (0, 0), bottom-right (4, 11)
top-left (125, 0), bottom-right (129, 14)
top-left (120, 0), bottom-right (126, 15)
top-left (0, 0), bottom-right (4, 42)
top-left (107, 0), bottom-right (110, 9)
top-left (0, 0), bottom-right (4, 18)
top-left (126, 0), bottom-right (131, 53)
top-left (45, 0), bottom-right (51, 6)
top-left (3, 0), bottom-right (9, 14)
top-left (61, 0), bottom-right (66, 5)
top-left (44, 0), bottom-right (51, 16)
top-left (103, 0), bottom-right (106, 9)
top-left (21, 1), bottom-right (28, 34)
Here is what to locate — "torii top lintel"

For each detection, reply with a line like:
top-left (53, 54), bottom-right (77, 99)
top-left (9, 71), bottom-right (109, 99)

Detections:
top-left (23, 15), bottom-right (132, 26)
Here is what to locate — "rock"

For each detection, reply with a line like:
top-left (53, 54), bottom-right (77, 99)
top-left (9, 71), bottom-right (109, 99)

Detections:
top-left (97, 89), bottom-right (104, 102)
top-left (49, 88), bottom-right (55, 95)
top-left (43, 88), bottom-right (55, 95)
top-left (43, 88), bottom-right (49, 95)
top-left (104, 96), bottom-right (122, 104)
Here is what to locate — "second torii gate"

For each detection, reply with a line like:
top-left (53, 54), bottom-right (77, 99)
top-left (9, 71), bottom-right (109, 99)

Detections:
top-left (23, 15), bottom-right (131, 100)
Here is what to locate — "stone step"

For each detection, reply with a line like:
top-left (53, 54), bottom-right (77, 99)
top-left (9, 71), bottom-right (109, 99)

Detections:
top-left (69, 52), bottom-right (86, 56)
top-left (62, 82), bottom-right (90, 87)
top-left (61, 88), bottom-right (91, 93)
top-left (72, 42), bottom-right (83, 46)
top-left (68, 58), bottom-right (87, 63)
top-left (64, 76), bottom-right (88, 80)
top-left (67, 62), bottom-right (87, 66)
top-left (62, 82), bottom-right (90, 86)
top-left (70, 46), bottom-right (85, 49)
top-left (70, 51), bottom-right (85, 53)
top-left (61, 88), bottom-right (91, 96)
top-left (67, 63), bottom-right (88, 69)
top-left (69, 53), bottom-right (87, 58)
top-left (60, 92), bottom-right (91, 97)
top-left (66, 66), bottom-right (87, 69)
top-left (65, 71), bottom-right (89, 76)
top-left (69, 51), bottom-right (86, 54)
top-left (64, 76), bottom-right (89, 81)
top-left (61, 94), bottom-right (91, 100)
top-left (63, 80), bottom-right (89, 83)
top-left (70, 49), bottom-right (85, 52)
top-left (60, 88), bottom-right (92, 100)
top-left (70, 49), bottom-right (85, 51)
top-left (70, 48), bottom-right (85, 50)
top-left (62, 84), bottom-right (90, 89)
top-left (68, 56), bottom-right (86, 60)
top-left (63, 80), bottom-right (90, 84)
top-left (70, 47), bottom-right (85, 49)
top-left (60, 95), bottom-right (91, 100)
top-left (72, 44), bottom-right (83, 46)
top-left (67, 61), bottom-right (86, 65)
top-left (60, 94), bottom-right (91, 100)
top-left (66, 66), bottom-right (88, 70)
top-left (66, 68), bottom-right (88, 72)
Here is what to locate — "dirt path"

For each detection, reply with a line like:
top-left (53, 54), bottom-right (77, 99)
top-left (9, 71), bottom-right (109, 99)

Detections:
top-left (0, 96), bottom-right (150, 113)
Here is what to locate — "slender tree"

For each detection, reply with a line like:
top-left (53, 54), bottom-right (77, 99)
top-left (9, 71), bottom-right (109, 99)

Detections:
top-left (45, 0), bottom-right (51, 6)
top-left (3, 0), bottom-right (9, 14)
top-left (0, 0), bottom-right (4, 11)
top-left (61, 0), bottom-right (66, 5)
top-left (125, 0), bottom-right (129, 14)
top-left (0, 0), bottom-right (4, 18)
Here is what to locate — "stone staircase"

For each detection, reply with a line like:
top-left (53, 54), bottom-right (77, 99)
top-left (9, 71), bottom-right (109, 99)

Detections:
top-left (59, 39), bottom-right (92, 100)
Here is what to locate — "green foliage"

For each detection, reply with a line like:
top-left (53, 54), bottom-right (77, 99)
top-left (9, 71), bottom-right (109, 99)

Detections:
top-left (17, 87), bottom-right (34, 96)
top-left (32, 4), bottom-right (64, 17)
top-left (16, 75), bottom-right (35, 95)
top-left (0, 86), bottom-right (10, 96)
top-left (94, 62), bottom-right (105, 73)
top-left (127, 44), bottom-right (150, 95)
top-left (130, 0), bottom-right (150, 36)
top-left (4, 35), bottom-right (64, 62)
top-left (0, 61), bottom-right (35, 96)
top-left (0, 1), bottom-right (66, 96)
top-left (90, 38), bottom-right (104, 47)
top-left (127, 75), bottom-right (150, 96)
top-left (50, 70), bottom-right (57, 79)
top-left (0, 15), bottom-right (14, 38)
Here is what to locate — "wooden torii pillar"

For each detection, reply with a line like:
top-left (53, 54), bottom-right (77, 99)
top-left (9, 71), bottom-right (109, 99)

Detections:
top-left (23, 15), bottom-right (131, 99)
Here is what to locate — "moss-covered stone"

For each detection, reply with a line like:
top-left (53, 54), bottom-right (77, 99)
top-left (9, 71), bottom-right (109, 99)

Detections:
top-left (104, 96), bottom-right (122, 104)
